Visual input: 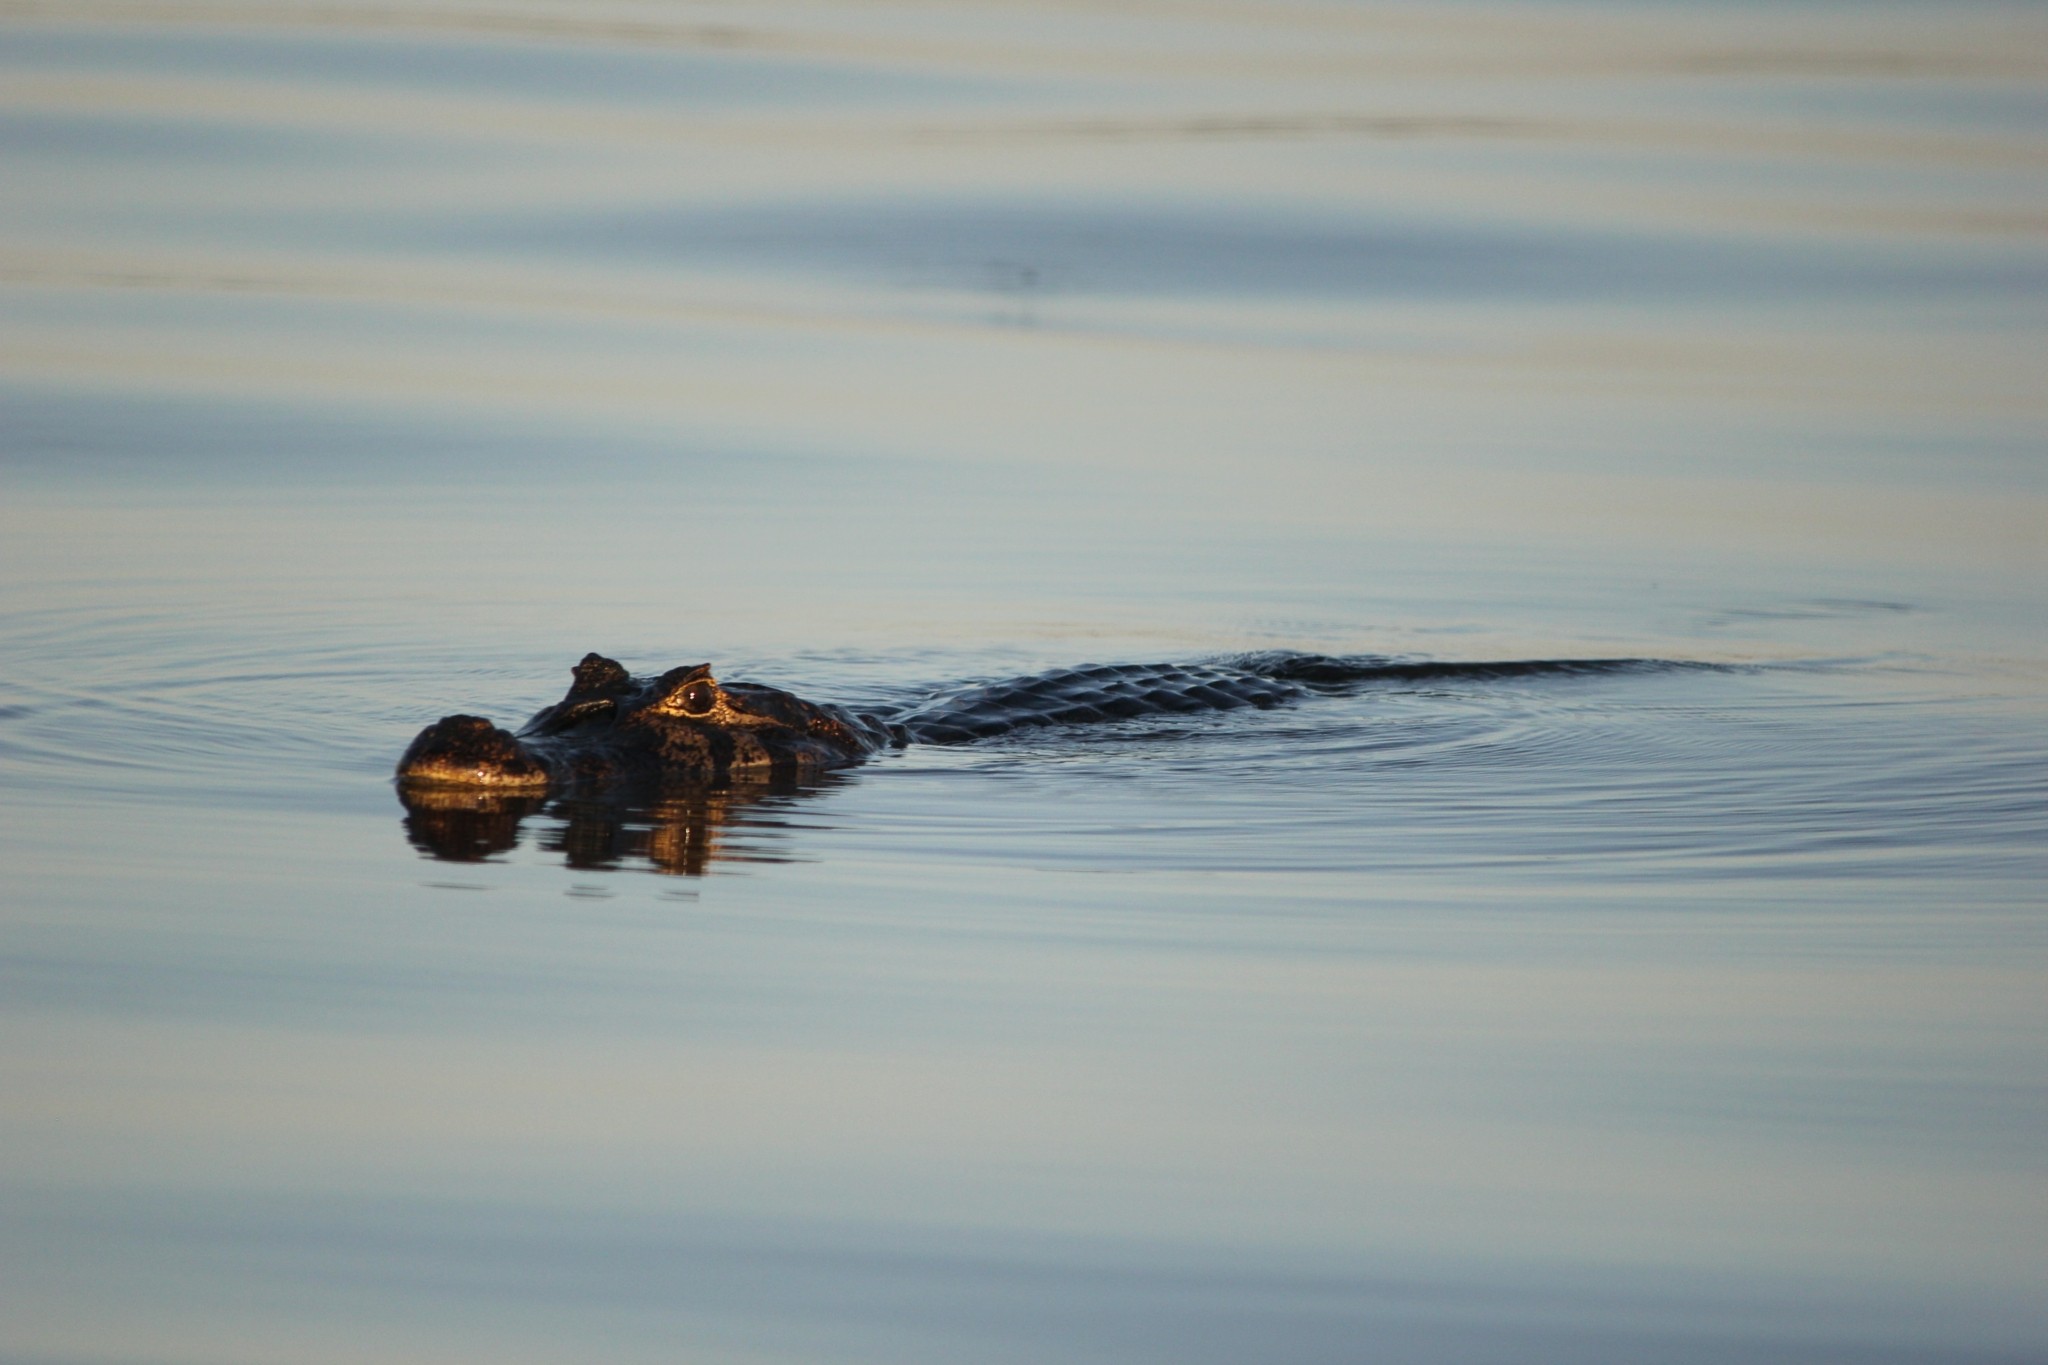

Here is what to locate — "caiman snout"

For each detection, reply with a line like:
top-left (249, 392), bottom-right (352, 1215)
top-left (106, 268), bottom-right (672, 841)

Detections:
top-left (396, 714), bottom-right (551, 789)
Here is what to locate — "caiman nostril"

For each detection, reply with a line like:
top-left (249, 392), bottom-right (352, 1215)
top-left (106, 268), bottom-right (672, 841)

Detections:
top-left (396, 714), bottom-right (551, 789)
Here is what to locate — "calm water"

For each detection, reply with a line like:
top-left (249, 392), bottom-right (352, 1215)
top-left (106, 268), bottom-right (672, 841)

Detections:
top-left (3, 3), bottom-right (2046, 1361)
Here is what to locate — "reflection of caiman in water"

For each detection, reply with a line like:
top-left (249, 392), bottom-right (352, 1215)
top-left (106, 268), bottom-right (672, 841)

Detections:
top-left (399, 777), bottom-right (855, 878)
top-left (397, 650), bottom-right (1658, 875)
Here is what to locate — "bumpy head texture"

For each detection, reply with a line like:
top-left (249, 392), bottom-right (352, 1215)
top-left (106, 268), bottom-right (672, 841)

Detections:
top-left (396, 653), bottom-right (897, 792)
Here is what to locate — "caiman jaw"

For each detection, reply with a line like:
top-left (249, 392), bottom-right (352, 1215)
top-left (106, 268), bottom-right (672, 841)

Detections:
top-left (396, 714), bottom-right (552, 789)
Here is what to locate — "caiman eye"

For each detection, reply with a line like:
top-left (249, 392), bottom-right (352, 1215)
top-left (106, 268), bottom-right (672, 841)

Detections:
top-left (680, 681), bottom-right (717, 716)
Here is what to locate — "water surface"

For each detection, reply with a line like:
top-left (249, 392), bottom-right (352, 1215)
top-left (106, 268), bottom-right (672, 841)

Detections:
top-left (2, 2), bottom-right (2045, 1362)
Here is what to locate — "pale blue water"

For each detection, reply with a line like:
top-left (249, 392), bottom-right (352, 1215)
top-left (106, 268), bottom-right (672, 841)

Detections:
top-left (2, 4), bottom-right (2046, 1362)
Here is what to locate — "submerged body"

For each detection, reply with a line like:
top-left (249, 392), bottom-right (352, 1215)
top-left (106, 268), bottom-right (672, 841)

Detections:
top-left (397, 650), bottom-right (1655, 795)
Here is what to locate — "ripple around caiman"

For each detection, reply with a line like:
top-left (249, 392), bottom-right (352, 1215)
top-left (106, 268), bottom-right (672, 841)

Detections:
top-left (395, 650), bottom-right (1681, 873)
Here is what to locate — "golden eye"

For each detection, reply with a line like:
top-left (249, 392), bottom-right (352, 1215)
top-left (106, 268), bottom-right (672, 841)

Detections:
top-left (680, 681), bottom-right (717, 716)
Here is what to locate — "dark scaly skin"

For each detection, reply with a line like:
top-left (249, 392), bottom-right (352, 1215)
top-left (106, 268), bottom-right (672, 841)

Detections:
top-left (892, 661), bottom-right (1303, 743)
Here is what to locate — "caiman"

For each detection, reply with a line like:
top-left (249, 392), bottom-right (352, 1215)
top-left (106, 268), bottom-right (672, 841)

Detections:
top-left (396, 650), bottom-right (1655, 794)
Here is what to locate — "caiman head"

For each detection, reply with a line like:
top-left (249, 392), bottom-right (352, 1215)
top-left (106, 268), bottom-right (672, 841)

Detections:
top-left (395, 652), bottom-right (893, 792)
